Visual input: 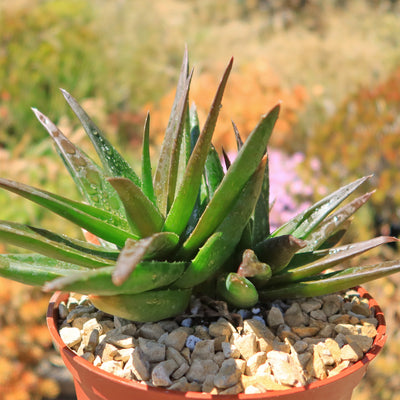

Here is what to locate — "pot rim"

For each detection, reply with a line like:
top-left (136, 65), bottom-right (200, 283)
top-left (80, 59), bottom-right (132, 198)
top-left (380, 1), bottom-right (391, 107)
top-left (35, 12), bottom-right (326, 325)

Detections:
top-left (46, 286), bottom-right (386, 399)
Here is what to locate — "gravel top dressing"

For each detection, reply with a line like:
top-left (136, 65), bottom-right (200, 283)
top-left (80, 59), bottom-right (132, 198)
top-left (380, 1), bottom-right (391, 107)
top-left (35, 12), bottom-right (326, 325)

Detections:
top-left (57, 290), bottom-right (378, 395)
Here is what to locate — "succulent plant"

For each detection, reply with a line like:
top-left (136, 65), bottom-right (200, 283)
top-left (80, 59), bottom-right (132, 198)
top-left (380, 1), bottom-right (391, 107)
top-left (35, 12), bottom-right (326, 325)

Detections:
top-left (0, 50), bottom-right (399, 322)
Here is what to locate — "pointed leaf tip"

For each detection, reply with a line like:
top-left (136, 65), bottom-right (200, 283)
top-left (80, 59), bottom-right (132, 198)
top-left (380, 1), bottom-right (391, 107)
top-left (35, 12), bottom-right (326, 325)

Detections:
top-left (31, 107), bottom-right (47, 124)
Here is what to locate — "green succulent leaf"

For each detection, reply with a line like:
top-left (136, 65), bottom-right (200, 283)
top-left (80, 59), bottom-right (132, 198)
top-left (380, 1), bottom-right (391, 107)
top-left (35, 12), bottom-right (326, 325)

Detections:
top-left (44, 261), bottom-right (186, 295)
top-left (0, 221), bottom-right (115, 268)
top-left (108, 177), bottom-right (164, 237)
top-left (181, 192), bottom-right (207, 242)
top-left (175, 156), bottom-right (268, 287)
top-left (189, 103), bottom-right (201, 153)
top-left (141, 112), bottom-right (156, 205)
top-left (204, 145), bottom-right (225, 200)
top-left (271, 175), bottom-right (371, 239)
top-left (0, 254), bottom-right (88, 287)
top-left (176, 100), bottom-right (192, 191)
top-left (317, 222), bottom-right (351, 250)
top-left (163, 58), bottom-right (233, 236)
top-left (0, 178), bottom-right (138, 247)
top-left (232, 120), bottom-right (244, 150)
top-left (252, 151), bottom-right (270, 244)
top-left (269, 236), bottom-right (398, 285)
top-left (89, 288), bottom-right (192, 322)
top-left (181, 104), bottom-right (280, 258)
top-left (300, 191), bottom-right (374, 252)
top-left (32, 108), bottom-right (128, 222)
top-left (60, 89), bottom-right (141, 186)
top-left (254, 235), bottom-right (307, 273)
top-left (217, 273), bottom-right (259, 308)
top-left (221, 148), bottom-right (231, 171)
top-left (153, 49), bottom-right (191, 215)
top-left (259, 260), bottom-right (400, 300)
top-left (165, 70), bottom-right (194, 211)
top-left (27, 227), bottom-right (119, 260)
top-left (112, 232), bottom-right (180, 286)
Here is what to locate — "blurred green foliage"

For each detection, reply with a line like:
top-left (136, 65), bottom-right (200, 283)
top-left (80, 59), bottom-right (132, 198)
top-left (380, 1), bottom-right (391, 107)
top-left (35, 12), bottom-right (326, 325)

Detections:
top-left (2, 0), bottom-right (400, 149)
top-left (0, 0), bottom-right (183, 147)
top-left (0, 0), bottom-right (101, 145)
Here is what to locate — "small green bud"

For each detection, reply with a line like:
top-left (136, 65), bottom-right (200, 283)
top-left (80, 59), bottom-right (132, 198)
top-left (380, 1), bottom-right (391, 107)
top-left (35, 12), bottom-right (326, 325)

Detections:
top-left (217, 272), bottom-right (258, 308)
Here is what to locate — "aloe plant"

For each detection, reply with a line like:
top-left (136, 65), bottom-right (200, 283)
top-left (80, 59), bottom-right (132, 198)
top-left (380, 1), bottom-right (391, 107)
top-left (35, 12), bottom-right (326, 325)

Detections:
top-left (0, 50), bottom-right (399, 322)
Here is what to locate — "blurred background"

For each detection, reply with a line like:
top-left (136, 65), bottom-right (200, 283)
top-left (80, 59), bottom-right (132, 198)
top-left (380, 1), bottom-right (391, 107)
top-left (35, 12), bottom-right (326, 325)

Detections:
top-left (1, 0), bottom-right (400, 399)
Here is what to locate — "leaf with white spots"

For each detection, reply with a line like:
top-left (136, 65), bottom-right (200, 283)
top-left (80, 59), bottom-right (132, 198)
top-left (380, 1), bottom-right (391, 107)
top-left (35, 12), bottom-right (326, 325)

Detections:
top-left (60, 89), bottom-right (141, 186)
top-left (32, 108), bottom-right (129, 227)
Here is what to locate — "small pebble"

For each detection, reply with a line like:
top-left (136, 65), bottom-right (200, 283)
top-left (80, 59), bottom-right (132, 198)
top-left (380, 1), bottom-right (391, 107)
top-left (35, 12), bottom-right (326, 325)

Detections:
top-left (181, 318), bottom-right (192, 327)
top-left (186, 335), bottom-right (202, 351)
top-left (252, 316), bottom-right (265, 324)
top-left (59, 327), bottom-right (81, 347)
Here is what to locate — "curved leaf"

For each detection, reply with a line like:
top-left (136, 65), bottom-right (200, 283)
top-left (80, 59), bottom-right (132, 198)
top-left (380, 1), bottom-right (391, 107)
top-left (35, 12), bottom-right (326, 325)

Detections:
top-left (108, 177), bottom-right (164, 237)
top-left (89, 288), bottom-right (192, 322)
top-left (112, 232), bottom-right (179, 285)
top-left (271, 175), bottom-right (371, 239)
top-left (176, 156), bottom-right (268, 286)
top-left (259, 260), bottom-right (400, 300)
top-left (153, 49), bottom-right (191, 215)
top-left (163, 58), bottom-right (233, 235)
top-left (0, 254), bottom-right (88, 287)
top-left (32, 108), bottom-right (128, 222)
top-left (141, 112), bottom-right (156, 205)
top-left (61, 89), bottom-right (141, 185)
top-left (0, 221), bottom-right (115, 268)
top-left (216, 273), bottom-right (258, 308)
top-left (44, 261), bottom-right (186, 295)
top-left (181, 104), bottom-right (280, 257)
top-left (0, 178), bottom-right (138, 247)
top-left (267, 236), bottom-right (398, 285)
top-left (254, 235), bottom-right (306, 273)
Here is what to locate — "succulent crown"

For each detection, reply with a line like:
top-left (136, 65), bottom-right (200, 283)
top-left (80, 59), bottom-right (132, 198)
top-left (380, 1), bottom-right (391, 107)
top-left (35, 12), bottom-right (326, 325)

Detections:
top-left (0, 49), bottom-right (399, 322)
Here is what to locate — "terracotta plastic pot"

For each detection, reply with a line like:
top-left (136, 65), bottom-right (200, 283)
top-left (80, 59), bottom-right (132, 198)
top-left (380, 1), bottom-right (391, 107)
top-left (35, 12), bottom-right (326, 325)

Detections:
top-left (47, 287), bottom-right (386, 400)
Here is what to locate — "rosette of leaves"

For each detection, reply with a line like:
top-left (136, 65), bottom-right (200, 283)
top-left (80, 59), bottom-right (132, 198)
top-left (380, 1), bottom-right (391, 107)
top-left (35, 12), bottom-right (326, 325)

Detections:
top-left (0, 50), bottom-right (399, 322)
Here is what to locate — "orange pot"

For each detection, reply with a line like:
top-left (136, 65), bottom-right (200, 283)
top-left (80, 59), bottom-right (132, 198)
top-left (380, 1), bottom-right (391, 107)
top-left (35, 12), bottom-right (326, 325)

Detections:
top-left (47, 287), bottom-right (386, 400)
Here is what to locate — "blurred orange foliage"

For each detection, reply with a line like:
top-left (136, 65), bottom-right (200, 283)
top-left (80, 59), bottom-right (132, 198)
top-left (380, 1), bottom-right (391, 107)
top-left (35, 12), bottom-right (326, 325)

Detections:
top-left (145, 60), bottom-right (308, 152)
top-left (305, 67), bottom-right (400, 227)
top-left (0, 278), bottom-right (60, 400)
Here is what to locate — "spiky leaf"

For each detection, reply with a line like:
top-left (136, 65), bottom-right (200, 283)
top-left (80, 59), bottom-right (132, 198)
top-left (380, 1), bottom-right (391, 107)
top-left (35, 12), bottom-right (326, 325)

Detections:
top-left (175, 156), bottom-right (267, 287)
top-left (268, 236), bottom-right (398, 285)
top-left (271, 175), bottom-right (371, 239)
top-left (141, 113), bottom-right (156, 205)
top-left (44, 261), bottom-right (186, 295)
top-left (108, 177), bottom-right (164, 237)
top-left (112, 232), bottom-right (179, 285)
top-left (153, 49), bottom-right (191, 215)
top-left (60, 89), bottom-right (141, 185)
top-left (0, 178), bottom-right (137, 247)
top-left (0, 221), bottom-right (114, 268)
top-left (0, 254), bottom-right (88, 287)
top-left (32, 108), bottom-right (127, 221)
top-left (259, 260), bottom-right (400, 300)
top-left (163, 58), bottom-right (233, 236)
top-left (300, 191), bottom-right (374, 252)
top-left (181, 104), bottom-right (280, 258)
